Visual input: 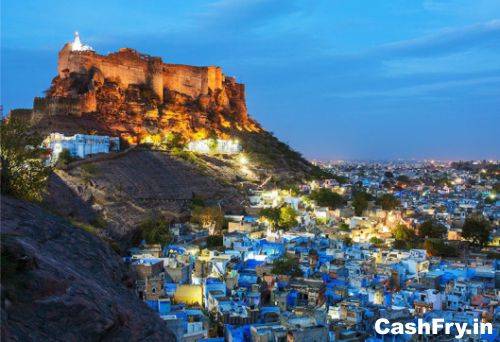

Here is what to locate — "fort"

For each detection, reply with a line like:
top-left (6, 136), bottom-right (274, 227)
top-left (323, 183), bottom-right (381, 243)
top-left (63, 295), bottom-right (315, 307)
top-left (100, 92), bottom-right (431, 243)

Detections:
top-left (23, 33), bottom-right (259, 142)
top-left (57, 33), bottom-right (228, 102)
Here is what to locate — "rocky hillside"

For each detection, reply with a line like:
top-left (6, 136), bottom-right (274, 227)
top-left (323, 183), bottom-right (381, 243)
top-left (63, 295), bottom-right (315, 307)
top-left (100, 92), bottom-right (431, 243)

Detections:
top-left (44, 148), bottom-right (245, 247)
top-left (1, 195), bottom-right (176, 341)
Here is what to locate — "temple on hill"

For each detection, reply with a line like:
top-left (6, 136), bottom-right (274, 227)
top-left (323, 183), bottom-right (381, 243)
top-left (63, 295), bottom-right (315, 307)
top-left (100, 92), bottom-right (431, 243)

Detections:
top-left (71, 32), bottom-right (94, 52)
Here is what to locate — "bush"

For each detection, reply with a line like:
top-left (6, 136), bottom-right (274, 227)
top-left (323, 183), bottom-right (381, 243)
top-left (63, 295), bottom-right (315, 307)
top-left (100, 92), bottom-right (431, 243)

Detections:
top-left (376, 193), bottom-right (400, 210)
top-left (462, 216), bottom-right (491, 247)
top-left (310, 188), bottom-right (345, 209)
top-left (0, 117), bottom-right (50, 202)
top-left (424, 239), bottom-right (458, 257)
top-left (56, 148), bottom-right (78, 168)
top-left (418, 220), bottom-right (447, 239)
top-left (271, 256), bottom-right (303, 277)
top-left (206, 235), bottom-right (223, 249)
top-left (352, 191), bottom-right (371, 216)
top-left (140, 217), bottom-right (172, 246)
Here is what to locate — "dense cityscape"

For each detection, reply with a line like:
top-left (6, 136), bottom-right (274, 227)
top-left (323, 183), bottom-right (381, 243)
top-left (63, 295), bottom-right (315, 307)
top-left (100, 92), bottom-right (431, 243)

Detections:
top-left (127, 157), bottom-right (499, 341)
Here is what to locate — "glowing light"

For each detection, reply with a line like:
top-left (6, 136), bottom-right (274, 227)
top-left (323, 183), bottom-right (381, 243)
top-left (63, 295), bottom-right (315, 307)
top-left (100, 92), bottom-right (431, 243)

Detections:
top-left (238, 154), bottom-right (248, 165)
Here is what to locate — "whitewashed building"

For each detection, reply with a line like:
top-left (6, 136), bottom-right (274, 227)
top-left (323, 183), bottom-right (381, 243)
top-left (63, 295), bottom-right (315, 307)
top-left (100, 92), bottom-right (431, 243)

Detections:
top-left (187, 138), bottom-right (241, 154)
top-left (44, 133), bottom-right (120, 161)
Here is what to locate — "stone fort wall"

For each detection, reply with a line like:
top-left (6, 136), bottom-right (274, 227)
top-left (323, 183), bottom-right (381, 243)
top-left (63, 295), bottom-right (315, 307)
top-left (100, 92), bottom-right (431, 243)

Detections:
top-left (58, 44), bottom-right (225, 101)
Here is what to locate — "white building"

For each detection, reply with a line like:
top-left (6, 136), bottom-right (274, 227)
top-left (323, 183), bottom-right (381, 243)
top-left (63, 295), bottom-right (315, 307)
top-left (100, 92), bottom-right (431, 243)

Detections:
top-left (187, 138), bottom-right (241, 154)
top-left (71, 31), bottom-right (94, 52)
top-left (44, 133), bottom-right (120, 162)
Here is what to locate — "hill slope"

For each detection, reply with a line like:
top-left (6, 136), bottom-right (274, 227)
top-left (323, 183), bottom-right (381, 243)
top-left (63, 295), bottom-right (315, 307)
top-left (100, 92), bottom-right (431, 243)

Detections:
top-left (1, 195), bottom-right (176, 341)
top-left (44, 148), bottom-right (245, 246)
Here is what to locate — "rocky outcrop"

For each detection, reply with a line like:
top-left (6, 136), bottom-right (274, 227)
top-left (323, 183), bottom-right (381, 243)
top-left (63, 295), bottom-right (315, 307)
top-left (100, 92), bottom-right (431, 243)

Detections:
top-left (0, 195), bottom-right (176, 341)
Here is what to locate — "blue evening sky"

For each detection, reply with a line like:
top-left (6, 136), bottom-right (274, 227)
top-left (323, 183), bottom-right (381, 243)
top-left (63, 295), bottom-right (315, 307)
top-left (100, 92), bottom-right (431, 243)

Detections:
top-left (1, 0), bottom-right (499, 160)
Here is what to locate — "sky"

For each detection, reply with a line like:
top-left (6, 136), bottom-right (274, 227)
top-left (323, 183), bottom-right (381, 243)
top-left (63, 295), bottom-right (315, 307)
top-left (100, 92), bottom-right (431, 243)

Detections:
top-left (1, 0), bottom-right (499, 160)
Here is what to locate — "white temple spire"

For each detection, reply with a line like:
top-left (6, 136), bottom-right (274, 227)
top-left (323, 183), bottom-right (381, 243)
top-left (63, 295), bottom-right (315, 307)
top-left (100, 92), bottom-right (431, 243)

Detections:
top-left (71, 31), bottom-right (94, 52)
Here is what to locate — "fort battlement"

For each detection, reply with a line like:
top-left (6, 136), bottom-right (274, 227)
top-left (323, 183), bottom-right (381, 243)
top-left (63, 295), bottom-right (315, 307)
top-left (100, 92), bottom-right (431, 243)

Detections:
top-left (58, 42), bottom-right (226, 101)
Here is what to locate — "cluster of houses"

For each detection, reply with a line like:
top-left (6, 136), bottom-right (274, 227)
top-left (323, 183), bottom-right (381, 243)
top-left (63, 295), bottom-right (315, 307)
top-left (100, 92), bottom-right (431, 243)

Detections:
top-left (43, 132), bottom-right (242, 164)
top-left (128, 160), bottom-right (499, 341)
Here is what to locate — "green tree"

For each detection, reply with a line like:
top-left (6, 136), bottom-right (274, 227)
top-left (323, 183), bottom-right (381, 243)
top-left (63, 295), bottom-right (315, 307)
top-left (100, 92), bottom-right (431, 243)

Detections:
top-left (341, 236), bottom-right (353, 246)
top-left (55, 148), bottom-right (78, 168)
top-left (376, 193), bottom-right (400, 210)
top-left (462, 216), bottom-right (491, 247)
top-left (259, 207), bottom-right (280, 229)
top-left (352, 191), bottom-right (371, 216)
top-left (396, 175), bottom-right (411, 184)
top-left (338, 223), bottom-right (350, 232)
top-left (278, 205), bottom-right (298, 230)
top-left (418, 220), bottom-right (447, 239)
top-left (191, 205), bottom-right (224, 235)
top-left (271, 256), bottom-right (303, 277)
top-left (163, 132), bottom-right (184, 149)
top-left (0, 117), bottom-right (50, 202)
top-left (370, 237), bottom-right (384, 246)
top-left (310, 188), bottom-right (345, 209)
top-left (392, 224), bottom-right (417, 241)
top-left (206, 235), bottom-right (223, 249)
top-left (424, 239), bottom-right (458, 257)
top-left (392, 239), bottom-right (409, 250)
top-left (207, 138), bottom-right (218, 153)
top-left (140, 217), bottom-right (172, 246)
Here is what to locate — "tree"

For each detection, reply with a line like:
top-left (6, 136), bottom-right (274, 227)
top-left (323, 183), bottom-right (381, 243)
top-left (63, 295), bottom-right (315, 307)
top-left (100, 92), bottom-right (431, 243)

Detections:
top-left (370, 237), bottom-right (384, 246)
top-left (271, 256), bottom-right (303, 277)
top-left (0, 117), bottom-right (50, 202)
top-left (338, 223), bottom-right (350, 232)
top-left (341, 236), bottom-right (353, 246)
top-left (424, 239), bottom-right (458, 257)
top-left (191, 205), bottom-right (224, 235)
top-left (352, 191), bottom-right (371, 216)
top-left (310, 188), bottom-right (345, 209)
top-left (396, 175), bottom-right (411, 184)
top-left (259, 207), bottom-right (280, 229)
top-left (278, 205), bottom-right (298, 230)
top-left (55, 148), bottom-right (78, 168)
top-left (418, 220), bottom-right (447, 239)
top-left (207, 138), bottom-right (218, 154)
top-left (392, 224), bottom-right (417, 241)
top-left (384, 171), bottom-right (394, 178)
top-left (206, 235), bottom-right (223, 249)
top-left (462, 216), bottom-right (491, 247)
top-left (164, 132), bottom-right (184, 149)
top-left (392, 224), bottom-right (417, 249)
top-left (376, 193), bottom-right (400, 211)
top-left (140, 217), bottom-right (172, 246)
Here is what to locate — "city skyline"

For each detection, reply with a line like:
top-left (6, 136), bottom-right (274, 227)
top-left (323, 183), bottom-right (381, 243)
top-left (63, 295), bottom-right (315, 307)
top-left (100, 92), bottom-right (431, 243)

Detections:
top-left (1, 0), bottom-right (499, 160)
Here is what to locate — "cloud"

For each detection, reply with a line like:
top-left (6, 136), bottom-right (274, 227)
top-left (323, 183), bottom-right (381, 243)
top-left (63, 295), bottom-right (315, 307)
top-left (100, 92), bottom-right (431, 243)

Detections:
top-left (377, 19), bottom-right (500, 57)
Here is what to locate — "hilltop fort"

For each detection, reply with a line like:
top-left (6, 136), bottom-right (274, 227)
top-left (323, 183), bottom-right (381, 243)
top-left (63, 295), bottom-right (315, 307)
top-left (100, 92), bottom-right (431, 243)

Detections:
top-left (23, 33), bottom-right (260, 143)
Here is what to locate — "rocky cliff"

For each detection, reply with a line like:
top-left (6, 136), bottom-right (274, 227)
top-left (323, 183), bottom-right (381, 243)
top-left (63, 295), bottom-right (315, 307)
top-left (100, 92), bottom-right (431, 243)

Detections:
top-left (1, 195), bottom-right (176, 341)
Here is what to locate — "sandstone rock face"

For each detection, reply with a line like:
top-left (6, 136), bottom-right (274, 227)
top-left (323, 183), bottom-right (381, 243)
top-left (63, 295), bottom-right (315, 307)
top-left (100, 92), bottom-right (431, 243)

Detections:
top-left (30, 45), bottom-right (260, 142)
top-left (0, 195), bottom-right (176, 341)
